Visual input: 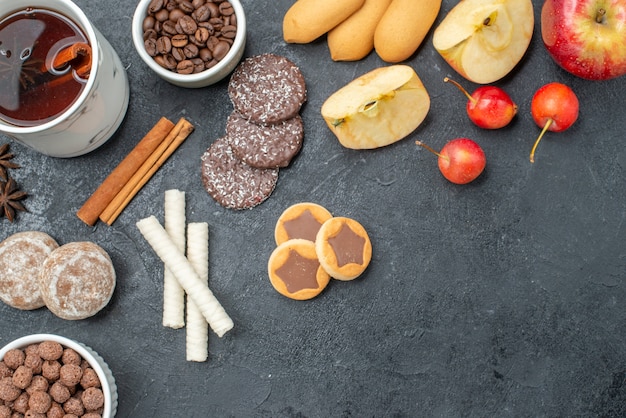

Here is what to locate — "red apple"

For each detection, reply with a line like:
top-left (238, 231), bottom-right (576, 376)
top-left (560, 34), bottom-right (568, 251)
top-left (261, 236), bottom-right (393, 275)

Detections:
top-left (416, 138), bottom-right (486, 184)
top-left (541, 0), bottom-right (626, 80)
top-left (529, 82), bottom-right (579, 163)
top-left (444, 77), bottom-right (517, 129)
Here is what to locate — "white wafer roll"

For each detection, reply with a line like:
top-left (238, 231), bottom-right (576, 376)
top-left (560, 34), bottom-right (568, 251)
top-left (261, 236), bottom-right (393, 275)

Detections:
top-left (163, 189), bottom-right (186, 329)
top-left (186, 222), bottom-right (209, 362)
top-left (137, 216), bottom-right (234, 337)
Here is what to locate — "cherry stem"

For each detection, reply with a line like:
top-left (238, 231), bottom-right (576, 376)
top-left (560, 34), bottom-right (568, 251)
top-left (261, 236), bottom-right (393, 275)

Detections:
top-left (416, 140), bottom-right (449, 162)
top-left (444, 77), bottom-right (477, 105)
top-left (530, 118), bottom-right (553, 163)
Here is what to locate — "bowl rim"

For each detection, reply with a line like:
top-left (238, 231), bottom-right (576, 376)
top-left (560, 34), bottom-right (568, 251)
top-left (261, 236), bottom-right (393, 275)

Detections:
top-left (131, 0), bottom-right (246, 83)
top-left (0, 333), bottom-right (114, 418)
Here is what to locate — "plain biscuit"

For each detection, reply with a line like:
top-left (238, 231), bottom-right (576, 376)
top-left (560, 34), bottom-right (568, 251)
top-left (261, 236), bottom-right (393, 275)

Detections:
top-left (283, 0), bottom-right (365, 44)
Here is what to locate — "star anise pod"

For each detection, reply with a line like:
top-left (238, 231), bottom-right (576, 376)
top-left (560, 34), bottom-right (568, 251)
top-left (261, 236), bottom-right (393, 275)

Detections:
top-left (0, 143), bottom-right (20, 181)
top-left (0, 177), bottom-right (27, 222)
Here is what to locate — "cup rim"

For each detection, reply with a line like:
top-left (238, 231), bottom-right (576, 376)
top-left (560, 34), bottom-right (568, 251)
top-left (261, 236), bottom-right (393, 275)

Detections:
top-left (0, 0), bottom-right (100, 134)
top-left (0, 333), bottom-right (114, 418)
top-left (131, 0), bottom-right (246, 85)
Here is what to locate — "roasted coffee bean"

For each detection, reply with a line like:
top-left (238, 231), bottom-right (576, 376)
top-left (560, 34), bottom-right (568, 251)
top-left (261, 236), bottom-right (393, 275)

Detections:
top-left (194, 27), bottom-right (210, 44)
top-left (219, 36), bottom-right (233, 46)
top-left (162, 20), bottom-right (178, 35)
top-left (221, 25), bottom-right (236, 39)
top-left (218, 2), bottom-right (234, 16)
top-left (212, 40), bottom-right (230, 60)
top-left (192, 0), bottom-right (205, 8)
top-left (155, 8), bottom-right (170, 22)
top-left (183, 43), bottom-right (199, 58)
top-left (143, 15), bottom-right (156, 31)
top-left (155, 54), bottom-right (177, 70)
top-left (205, 58), bottom-right (218, 69)
top-left (166, 0), bottom-right (178, 11)
top-left (199, 47), bottom-right (212, 61)
top-left (143, 28), bottom-right (158, 40)
top-left (179, 0), bottom-right (194, 13)
top-left (207, 3), bottom-right (220, 18)
top-left (171, 34), bottom-right (188, 47)
top-left (172, 47), bottom-right (186, 61)
top-left (176, 59), bottom-right (194, 74)
top-left (209, 17), bottom-right (224, 31)
top-left (178, 15), bottom-right (197, 34)
top-left (192, 58), bottom-right (205, 73)
top-left (169, 8), bottom-right (185, 22)
top-left (197, 21), bottom-right (215, 34)
top-left (206, 35), bottom-right (220, 51)
top-left (194, 4), bottom-right (211, 21)
top-left (148, 0), bottom-right (164, 13)
top-left (156, 36), bottom-right (172, 54)
top-left (144, 38), bottom-right (158, 56)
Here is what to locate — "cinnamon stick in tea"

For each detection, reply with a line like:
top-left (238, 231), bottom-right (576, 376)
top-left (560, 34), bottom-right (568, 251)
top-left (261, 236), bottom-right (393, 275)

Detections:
top-left (77, 117), bottom-right (175, 226)
top-left (100, 117), bottom-right (195, 225)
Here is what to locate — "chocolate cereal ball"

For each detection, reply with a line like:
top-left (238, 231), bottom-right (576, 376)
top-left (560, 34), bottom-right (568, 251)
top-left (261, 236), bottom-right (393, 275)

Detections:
top-left (62, 396), bottom-right (83, 416)
top-left (24, 412), bottom-right (45, 418)
top-left (11, 367), bottom-right (32, 390)
top-left (46, 402), bottom-right (63, 418)
top-left (12, 392), bottom-right (28, 414)
top-left (22, 355), bottom-right (41, 375)
top-left (58, 365), bottom-right (82, 388)
top-left (37, 342), bottom-right (62, 362)
top-left (60, 350), bottom-right (81, 367)
top-left (82, 413), bottom-right (102, 418)
top-left (41, 361), bottom-right (60, 382)
top-left (48, 382), bottom-right (70, 404)
top-left (79, 369), bottom-right (100, 389)
top-left (80, 387), bottom-right (103, 411)
top-left (0, 377), bottom-right (20, 402)
top-left (2, 350), bottom-right (25, 370)
top-left (0, 363), bottom-right (11, 379)
top-left (24, 376), bottom-right (47, 395)
top-left (26, 391), bottom-right (50, 414)
top-left (0, 405), bottom-right (10, 418)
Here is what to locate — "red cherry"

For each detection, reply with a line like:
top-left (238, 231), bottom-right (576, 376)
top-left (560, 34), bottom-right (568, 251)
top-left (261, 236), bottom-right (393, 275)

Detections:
top-left (529, 82), bottom-right (579, 163)
top-left (416, 138), bottom-right (486, 184)
top-left (444, 77), bottom-right (517, 129)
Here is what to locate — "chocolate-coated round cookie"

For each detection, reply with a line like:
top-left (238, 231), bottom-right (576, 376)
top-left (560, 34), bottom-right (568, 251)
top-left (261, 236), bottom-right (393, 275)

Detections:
top-left (228, 53), bottom-right (307, 125)
top-left (201, 137), bottom-right (279, 210)
top-left (226, 111), bottom-right (304, 169)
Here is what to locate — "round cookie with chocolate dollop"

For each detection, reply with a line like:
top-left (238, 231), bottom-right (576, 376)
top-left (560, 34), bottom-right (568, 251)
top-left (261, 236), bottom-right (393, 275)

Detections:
top-left (315, 217), bottom-right (372, 281)
top-left (0, 231), bottom-right (59, 310)
top-left (201, 136), bottom-right (279, 210)
top-left (274, 202), bottom-right (333, 245)
top-left (226, 111), bottom-right (304, 169)
top-left (39, 242), bottom-right (116, 320)
top-left (268, 239), bottom-right (330, 300)
top-left (228, 53), bottom-right (307, 125)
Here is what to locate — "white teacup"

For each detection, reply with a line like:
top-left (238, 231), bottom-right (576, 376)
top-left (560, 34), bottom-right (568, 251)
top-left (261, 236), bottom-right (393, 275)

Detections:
top-left (0, 0), bottom-right (129, 158)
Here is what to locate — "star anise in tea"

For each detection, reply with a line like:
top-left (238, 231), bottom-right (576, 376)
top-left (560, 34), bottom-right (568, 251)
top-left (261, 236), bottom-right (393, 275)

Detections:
top-left (0, 177), bottom-right (27, 222)
top-left (0, 143), bottom-right (20, 181)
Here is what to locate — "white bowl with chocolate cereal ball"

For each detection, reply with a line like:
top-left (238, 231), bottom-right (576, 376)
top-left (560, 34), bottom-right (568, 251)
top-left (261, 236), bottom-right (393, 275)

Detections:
top-left (0, 334), bottom-right (117, 418)
top-left (132, 0), bottom-right (246, 88)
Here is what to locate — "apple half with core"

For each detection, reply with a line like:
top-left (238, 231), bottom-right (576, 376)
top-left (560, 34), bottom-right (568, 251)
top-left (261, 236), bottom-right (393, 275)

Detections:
top-left (541, 0), bottom-right (626, 80)
top-left (321, 65), bottom-right (430, 149)
top-left (433, 0), bottom-right (534, 84)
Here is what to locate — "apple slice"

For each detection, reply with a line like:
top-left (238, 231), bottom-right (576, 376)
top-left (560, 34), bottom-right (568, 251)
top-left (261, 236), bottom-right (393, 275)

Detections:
top-left (321, 65), bottom-right (430, 149)
top-left (433, 0), bottom-right (534, 84)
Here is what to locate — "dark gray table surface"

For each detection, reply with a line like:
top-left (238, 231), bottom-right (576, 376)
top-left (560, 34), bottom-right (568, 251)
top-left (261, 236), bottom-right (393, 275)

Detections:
top-left (1, 0), bottom-right (625, 416)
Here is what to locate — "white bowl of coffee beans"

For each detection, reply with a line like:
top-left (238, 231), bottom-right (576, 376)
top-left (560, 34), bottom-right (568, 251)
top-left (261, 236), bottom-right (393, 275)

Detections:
top-left (132, 0), bottom-right (246, 88)
top-left (0, 334), bottom-right (117, 418)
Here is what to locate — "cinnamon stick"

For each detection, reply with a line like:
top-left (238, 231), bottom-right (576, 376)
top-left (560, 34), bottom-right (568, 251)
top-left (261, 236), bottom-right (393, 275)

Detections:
top-left (53, 42), bottom-right (92, 78)
top-left (77, 117), bottom-right (175, 226)
top-left (100, 117), bottom-right (195, 225)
